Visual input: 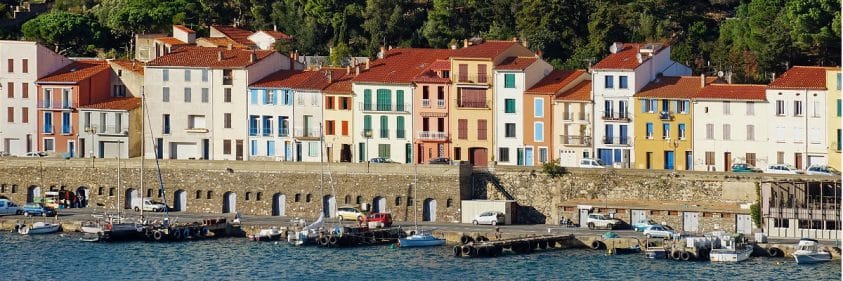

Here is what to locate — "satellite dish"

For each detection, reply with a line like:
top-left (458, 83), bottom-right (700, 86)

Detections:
top-left (717, 71), bottom-right (724, 78)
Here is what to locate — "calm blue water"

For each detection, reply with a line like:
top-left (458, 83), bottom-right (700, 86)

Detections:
top-left (1, 234), bottom-right (839, 280)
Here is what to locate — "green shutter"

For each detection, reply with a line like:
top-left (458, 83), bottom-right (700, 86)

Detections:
top-left (837, 99), bottom-right (841, 117)
top-left (505, 99), bottom-right (515, 113)
top-left (380, 116), bottom-right (388, 138)
top-left (397, 116), bottom-right (405, 138)
top-left (377, 89), bottom-right (391, 111)
top-left (363, 89), bottom-right (372, 110)
top-left (396, 90), bottom-right (404, 111)
top-left (363, 115), bottom-right (371, 133)
top-left (505, 74), bottom-right (515, 88)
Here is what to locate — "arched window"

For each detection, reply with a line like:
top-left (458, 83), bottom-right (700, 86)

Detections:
top-left (256, 192), bottom-right (262, 201)
top-left (146, 188), bottom-right (153, 197)
top-left (344, 195), bottom-right (351, 204)
top-left (356, 195), bottom-right (362, 204)
top-left (98, 186), bottom-right (104, 196)
top-left (1, 184), bottom-right (6, 193)
top-left (395, 197), bottom-right (402, 206)
top-left (245, 192), bottom-right (252, 201)
top-left (407, 197), bottom-right (414, 206)
top-left (305, 194), bottom-right (312, 202)
top-left (11, 185), bottom-right (17, 193)
top-left (294, 193), bottom-right (301, 202)
top-left (195, 190), bottom-right (202, 199)
top-left (109, 187), bottom-right (115, 196)
top-left (447, 198), bottom-right (453, 208)
top-left (206, 191), bottom-right (213, 199)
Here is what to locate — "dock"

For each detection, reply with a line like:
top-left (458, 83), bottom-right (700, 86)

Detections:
top-left (453, 234), bottom-right (575, 257)
top-left (314, 226), bottom-right (406, 247)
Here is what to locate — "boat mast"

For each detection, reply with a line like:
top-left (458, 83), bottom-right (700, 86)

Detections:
top-left (117, 144), bottom-right (121, 218)
top-left (140, 89), bottom-right (145, 219)
top-left (142, 91), bottom-right (169, 221)
top-left (319, 122), bottom-right (324, 218)
top-left (413, 164), bottom-right (418, 231)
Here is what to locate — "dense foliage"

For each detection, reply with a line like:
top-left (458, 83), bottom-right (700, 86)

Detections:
top-left (2, 0), bottom-right (839, 82)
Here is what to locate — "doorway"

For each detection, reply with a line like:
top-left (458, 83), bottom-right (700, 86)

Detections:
top-left (724, 152), bottom-right (732, 171)
top-left (340, 144), bottom-right (351, 162)
top-left (272, 193), bottom-right (286, 216)
top-left (295, 142), bottom-right (302, 162)
top-left (664, 151), bottom-right (675, 170)
top-left (323, 195), bottom-right (336, 217)
top-left (27, 185), bottom-right (41, 203)
top-left (76, 187), bottom-right (88, 208)
top-left (326, 146), bottom-right (333, 162)
top-left (223, 192), bottom-right (236, 213)
top-left (125, 188), bottom-right (137, 209)
top-left (235, 140), bottom-right (243, 161)
top-left (174, 190), bottom-right (187, 211)
top-left (422, 198), bottom-right (437, 222)
top-left (736, 214), bottom-right (752, 235)
top-left (683, 212), bottom-right (700, 233)
top-left (372, 196), bottom-right (386, 213)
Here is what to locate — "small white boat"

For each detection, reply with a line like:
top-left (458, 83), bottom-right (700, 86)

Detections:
top-left (19, 221), bottom-right (61, 235)
top-left (249, 226), bottom-right (284, 241)
top-left (709, 232), bottom-right (752, 262)
top-left (399, 230), bottom-right (445, 248)
top-left (287, 215), bottom-right (323, 246)
top-left (793, 238), bottom-right (832, 264)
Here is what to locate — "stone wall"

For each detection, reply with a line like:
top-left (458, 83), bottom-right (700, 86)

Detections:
top-left (0, 159), bottom-right (471, 223)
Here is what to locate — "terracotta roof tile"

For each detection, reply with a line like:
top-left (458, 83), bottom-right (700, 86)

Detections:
top-left (451, 41), bottom-right (519, 58)
top-left (768, 66), bottom-right (831, 89)
top-left (260, 30), bottom-right (292, 40)
top-left (592, 43), bottom-right (666, 70)
top-left (197, 37), bottom-right (250, 49)
top-left (496, 56), bottom-right (537, 70)
top-left (147, 46), bottom-right (274, 68)
top-left (109, 60), bottom-right (145, 75)
top-left (251, 68), bottom-right (348, 91)
top-left (696, 84), bottom-right (767, 101)
top-left (80, 97), bottom-right (141, 111)
top-left (154, 37), bottom-right (188, 46)
top-left (353, 48), bottom-right (452, 84)
top-left (37, 60), bottom-right (110, 83)
top-left (555, 80), bottom-right (591, 101)
top-left (413, 60), bottom-right (451, 83)
top-left (323, 69), bottom-right (354, 94)
top-left (251, 70), bottom-right (313, 89)
top-left (211, 25), bottom-right (254, 46)
top-left (635, 76), bottom-right (716, 99)
top-left (429, 59), bottom-right (451, 71)
top-left (525, 69), bottom-right (587, 95)
top-left (173, 25), bottom-right (194, 33)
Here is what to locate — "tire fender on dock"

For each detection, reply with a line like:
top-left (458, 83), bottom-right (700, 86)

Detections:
top-left (670, 250), bottom-right (682, 260)
top-left (591, 240), bottom-right (605, 250)
top-left (461, 245), bottom-right (472, 256)
top-left (153, 231), bottom-right (163, 241)
top-left (453, 246), bottom-right (462, 257)
top-left (767, 248), bottom-right (783, 257)
top-left (460, 235), bottom-right (474, 245)
top-left (476, 236), bottom-right (489, 242)
top-left (680, 251), bottom-right (692, 261)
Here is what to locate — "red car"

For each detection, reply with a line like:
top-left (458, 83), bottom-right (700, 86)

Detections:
top-left (365, 212), bottom-right (393, 227)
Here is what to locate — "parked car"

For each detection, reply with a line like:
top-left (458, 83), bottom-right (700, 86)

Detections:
top-left (632, 219), bottom-right (658, 232)
top-left (0, 151), bottom-right (11, 157)
top-left (643, 224), bottom-right (678, 239)
top-left (369, 157), bottom-right (394, 163)
top-left (472, 211), bottom-right (505, 225)
top-left (579, 158), bottom-right (606, 168)
top-left (337, 206), bottom-right (366, 222)
top-left (22, 203), bottom-right (56, 217)
top-left (24, 151), bottom-right (46, 157)
top-left (131, 197), bottom-right (168, 212)
top-left (365, 212), bottom-right (393, 227)
top-left (428, 157), bottom-right (452, 165)
top-left (0, 199), bottom-right (22, 215)
top-left (586, 213), bottom-right (622, 230)
top-left (806, 165), bottom-right (841, 176)
top-left (765, 164), bottom-right (803, 174)
top-left (731, 163), bottom-right (762, 173)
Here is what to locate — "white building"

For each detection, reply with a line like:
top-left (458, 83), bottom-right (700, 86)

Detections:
top-left (550, 79), bottom-right (593, 167)
top-left (591, 42), bottom-right (691, 167)
top-left (247, 30), bottom-right (293, 51)
top-left (144, 46), bottom-right (288, 160)
top-left (693, 84), bottom-right (770, 171)
top-left (78, 98), bottom-right (142, 158)
top-left (492, 56), bottom-right (552, 166)
top-left (765, 66), bottom-right (831, 169)
top-left (0, 41), bottom-right (71, 155)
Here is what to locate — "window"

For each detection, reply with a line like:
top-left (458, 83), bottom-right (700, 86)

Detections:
top-left (534, 98), bottom-right (544, 117)
top-left (224, 113), bottom-right (231, 129)
top-left (363, 89), bottom-right (372, 110)
top-left (706, 124), bottom-right (714, 140)
top-left (250, 140), bottom-right (258, 156)
top-left (504, 74), bottom-right (515, 88)
top-left (21, 83), bottom-right (27, 98)
top-left (396, 90), bottom-right (405, 111)
top-left (6, 107), bottom-right (12, 123)
top-left (224, 88), bottom-right (231, 103)
top-left (42, 111), bottom-right (50, 133)
top-left (604, 75), bottom-right (614, 89)
top-left (380, 116), bottom-right (389, 138)
top-left (505, 123), bottom-right (516, 138)
top-left (538, 147), bottom-right (548, 163)
top-left (340, 97), bottom-right (351, 110)
top-left (325, 96), bottom-right (335, 109)
top-left (207, 191), bottom-right (213, 199)
top-left (363, 115), bottom-right (372, 135)
top-left (534, 122), bottom-right (544, 142)
top-left (723, 101), bottom-right (730, 115)
top-left (250, 90), bottom-right (259, 105)
top-left (499, 148), bottom-right (510, 162)
top-left (746, 102), bottom-right (754, 115)
top-left (6, 82), bottom-right (12, 98)
top-left (202, 69), bottom-right (209, 82)
top-left (812, 101), bottom-right (821, 117)
top-left (223, 140), bottom-right (231, 155)
top-left (43, 139), bottom-right (54, 151)
top-left (478, 119), bottom-right (487, 140)
top-left (746, 125), bottom-right (755, 141)
top-left (722, 124), bottom-right (731, 140)
top-left (267, 141), bottom-right (275, 156)
top-left (61, 112), bottom-right (71, 134)
top-left (775, 100), bottom-right (785, 115)
top-left (677, 100), bottom-right (689, 113)
top-left (325, 120), bottom-right (335, 135)
top-left (21, 107), bottom-right (27, 123)
top-left (396, 116), bottom-right (405, 139)
top-left (163, 114), bottom-right (170, 134)
top-left (837, 99), bottom-right (841, 117)
top-left (22, 59), bottom-right (28, 73)
top-left (794, 100), bottom-right (803, 116)
top-left (201, 88), bottom-right (209, 103)
top-left (188, 115), bottom-right (206, 129)
top-left (342, 121), bottom-right (349, 136)
top-left (184, 69), bottom-right (191, 81)
top-left (162, 69), bottom-right (169, 81)
top-left (746, 153), bottom-right (756, 166)
top-left (618, 76), bottom-right (628, 89)
top-left (838, 73), bottom-right (842, 90)
top-left (837, 129), bottom-right (841, 151)
top-left (644, 122), bottom-right (654, 139)
top-left (705, 151), bottom-right (715, 165)
top-left (249, 116), bottom-right (259, 136)
top-left (222, 69), bottom-right (232, 85)
top-left (378, 144), bottom-right (390, 158)
top-left (376, 89), bottom-right (391, 111)
top-left (184, 88), bottom-right (192, 102)
top-left (458, 119), bottom-right (467, 139)
top-left (678, 123), bottom-right (686, 139)
top-left (162, 87), bottom-right (170, 102)
top-left (662, 123), bottom-right (670, 139)
top-left (504, 99), bottom-right (516, 113)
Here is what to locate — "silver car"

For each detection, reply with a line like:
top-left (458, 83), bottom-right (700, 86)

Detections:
top-left (472, 211), bottom-right (505, 225)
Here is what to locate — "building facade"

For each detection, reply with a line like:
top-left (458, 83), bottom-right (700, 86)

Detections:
top-left (494, 56), bottom-right (553, 166)
top-left (412, 60), bottom-right (452, 164)
top-left (522, 69), bottom-right (586, 167)
top-left (78, 98), bottom-right (142, 158)
top-left (827, 68), bottom-right (841, 170)
top-left (322, 69), bottom-right (355, 163)
top-left (552, 80), bottom-right (593, 167)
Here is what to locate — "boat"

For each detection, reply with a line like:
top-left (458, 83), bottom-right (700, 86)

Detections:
top-left (19, 221), bottom-right (61, 235)
top-left (288, 215), bottom-right (324, 246)
top-left (708, 232), bottom-right (753, 262)
top-left (793, 238), bottom-right (832, 264)
top-left (646, 247), bottom-right (667, 259)
top-left (398, 165), bottom-right (445, 248)
top-left (249, 226), bottom-right (285, 241)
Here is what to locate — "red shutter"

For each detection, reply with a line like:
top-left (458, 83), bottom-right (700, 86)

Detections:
top-left (477, 64), bottom-right (487, 83)
top-left (478, 119), bottom-right (487, 140)
top-left (458, 119), bottom-right (468, 139)
top-left (459, 64), bottom-right (468, 82)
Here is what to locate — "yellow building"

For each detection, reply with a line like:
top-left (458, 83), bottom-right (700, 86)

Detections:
top-left (448, 40), bottom-right (532, 166)
top-left (322, 68), bottom-right (355, 162)
top-left (827, 68), bottom-right (841, 170)
top-left (633, 76), bottom-right (715, 170)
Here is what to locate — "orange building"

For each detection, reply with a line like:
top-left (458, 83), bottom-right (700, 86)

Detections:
top-left (412, 59), bottom-right (452, 163)
top-left (523, 70), bottom-right (589, 165)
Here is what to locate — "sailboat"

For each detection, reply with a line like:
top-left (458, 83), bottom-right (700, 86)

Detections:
top-left (81, 144), bottom-right (139, 241)
top-left (287, 123), bottom-right (330, 245)
top-left (399, 165), bottom-right (445, 248)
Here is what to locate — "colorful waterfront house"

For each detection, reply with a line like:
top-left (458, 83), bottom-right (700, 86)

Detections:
top-left (144, 46), bottom-right (289, 160)
top-left (352, 48), bottom-right (451, 164)
top-left (766, 66), bottom-right (831, 169)
top-left (522, 70), bottom-right (588, 167)
top-left (693, 84), bottom-right (768, 171)
top-left (412, 59), bottom-right (453, 164)
top-left (493, 56), bottom-right (553, 166)
top-left (77, 97), bottom-right (142, 158)
top-left (591, 42), bottom-right (691, 168)
top-left (248, 70), bottom-right (306, 161)
top-left (826, 68), bottom-right (841, 170)
top-left (198, 25), bottom-right (256, 49)
top-left (35, 59), bottom-right (112, 157)
top-left (449, 40), bottom-right (534, 166)
top-left (0, 40), bottom-right (72, 156)
top-left (322, 68), bottom-right (356, 163)
top-left (634, 76), bottom-right (715, 170)
top-left (546, 75), bottom-right (594, 167)
top-left (108, 60), bottom-right (145, 98)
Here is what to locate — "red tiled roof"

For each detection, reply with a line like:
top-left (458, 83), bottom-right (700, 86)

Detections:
top-left (211, 25), bottom-right (254, 46)
top-left (251, 70), bottom-right (313, 89)
top-left (196, 37), bottom-right (250, 49)
top-left (555, 80), bottom-right (591, 101)
top-left (413, 59), bottom-right (451, 83)
top-left (353, 48), bottom-right (452, 84)
top-left (155, 37), bottom-right (188, 46)
top-left (37, 60), bottom-right (110, 83)
top-left (429, 59), bottom-right (450, 71)
top-left (496, 57), bottom-right (537, 70)
top-left (696, 84), bottom-right (767, 101)
top-left (173, 25), bottom-right (194, 33)
top-left (80, 97), bottom-right (141, 111)
top-left (768, 66), bottom-right (830, 90)
top-left (260, 30), bottom-right (292, 40)
top-left (525, 69), bottom-right (587, 95)
top-left (592, 43), bottom-right (667, 70)
top-left (147, 47), bottom-right (274, 68)
top-left (253, 68), bottom-right (352, 92)
top-left (451, 41), bottom-right (519, 59)
top-left (323, 69), bottom-right (354, 94)
top-left (109, 60), bottom-right (145, 75)
top-left (635, 76), bottom-right (716, 99)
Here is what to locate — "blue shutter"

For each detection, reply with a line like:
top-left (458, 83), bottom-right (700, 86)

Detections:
top-left (683, 101), bottom-right (690, 113)
top-left (673, 101), bottom-right (679, 113)
top-left (272, 90), bottom-right (279, 105)
top-left (641, 100), bottom-right (647, 113)
top-left (646, 122), bottom-right (653, 138)
top-left (250, 90), bottom-right (258, 105)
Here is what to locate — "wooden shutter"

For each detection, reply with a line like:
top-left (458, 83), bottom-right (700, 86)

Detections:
top-left (477, 64), bottom-right (487, 83)
top-left (458, 119), bottom-right (468, 139)
top-left (459, 64), bottom-right (468, 82)
top-left (478, 119), bottom-right (487, 140)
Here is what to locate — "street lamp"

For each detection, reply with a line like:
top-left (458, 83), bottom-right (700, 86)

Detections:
top-left (363, 130), bottom-right (372, 172)
top-left (84, 126), bottom-right (97, 167)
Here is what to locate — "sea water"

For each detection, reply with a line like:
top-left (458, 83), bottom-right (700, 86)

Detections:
top-left (1, 234), bottom-right (839, 280)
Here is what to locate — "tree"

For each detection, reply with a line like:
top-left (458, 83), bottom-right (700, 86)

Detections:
top-left (21, 12), bottom-right (108, 56)
top-left (516, 0), bottom-right (591, 64)
top-left (329, 42), bottom-right (350, 66)
top-left (422, 0), bottom-right (466, 48)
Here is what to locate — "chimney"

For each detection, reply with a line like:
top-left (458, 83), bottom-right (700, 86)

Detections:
top-left (365, 60), bottom-right (370, 70)
top-left (227, 44), bottom-right (233, 50)
top-left (700, 73), bottom-right (705, 88)
top-left (249, 51), bottom-right (257, 63)
top-left (535, 50), bottom-right (542, 58)
top-left (379, 46), bottom-right (385, 59)
top-left (463, 39), bottom-right (469, 48)
top-left (218, 51), bottom-right (223, 61)
top-left (326, 70), bottom-right (332, 83)
top-left (726, 71), bottom-right (733, 84)
top-left (388, 45), bottom-right (393, 50)
top-left (450, 44), bottom-right (457, 50)
top-left (355, 65), bottom-right (360, 76)
top-left (522, 39), bottom-right (528, 48)
top-left (512, 37), bottom-right (518, 42)
top-left (274, 24), bottom-right (277, 32)
top-left (346, 65), bottom-right (351, 75)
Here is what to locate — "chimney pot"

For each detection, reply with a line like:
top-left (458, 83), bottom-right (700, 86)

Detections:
top-left (346, 65), bottom-right (351, 75)
top-left (227, 44), bottom-right (232, 50)
top-left (365, 60), bottom-right (370, 70)
top-left (355, 65), bottom-right (360, 76)
top-left (450, 44), bottom-right (457, 50)
top-left (250, 51), bottom-right (257, 63)
top-left (512, 37), bottom-right (518, 42)
top-left (379, 46), bottom-right (385, 59)
top-left (463, 39), bottom-right (469, 48)
top-left (701, 74), bottom-right (705, 88)
top-left (218, 51), bottom-right (223, 61)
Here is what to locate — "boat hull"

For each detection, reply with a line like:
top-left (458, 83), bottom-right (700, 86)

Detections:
top-left (19, 224), bottom-right (60, 235)
top-left (646, 249), bottom-right (667, 259)
top-left (399, 234), bottom-right (446, 248)
top-left (709, 247), bottom-right (752, 262)
top-left (794, 253), bottom-right (832, 264)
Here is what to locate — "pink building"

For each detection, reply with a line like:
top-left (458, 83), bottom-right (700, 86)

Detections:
top-left (412, 59), bottom-right (452, 163)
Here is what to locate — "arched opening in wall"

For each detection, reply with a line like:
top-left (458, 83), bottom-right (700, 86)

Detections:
top-left (395, 197), bottom-right (402, 206)
top-left (98, 186), bottom-right (104, 196)
top-left (323, 195), bottom-right (336, 218)
top-left (174, 190), bottom-right (187, 212)
top-left (76, 186), bottom-right (89, 208)
top-left (1, 184), bottom-right (6, 193)
top-left (0, 195), bottom-right (7, 200)
top-left (305, 194), bottom-right (312, 203)
top-left (272, 193), bottom-right (286, 216)
top-left (125, 188), bottom-right (138, 210)
top-left (423, 198), bottom-right (437, 222)
top-left (447, 198), bottom-right (453, 208)
top-left (146, 188), bottom-right (153, 198)
top-left (222, 192), bottom-right (236, 213)
top-left (27, 185), bottom-right (41, 203)
top-left (245, 192), bottom-right (252, 201)
top-left (294, 193), bottom-right (301, 202)
top-left (356, 196), bottom-right (362, 205)
top-left (109, 187), bottom-right (116, 197)
top-left (256, 192), bottom-right (262, 201)
top-left (344, 195), bottom-right (351, 205)
top-left (372, 196), bottom-right (386, 213)
top-left (11, 185), bottom-right (17, 193)
top-left (206, 191), bottom-right (213, 199)
top-left (49, 185), bottom-right (56, 192)
top-left (195, 190), bottom-right (202, 199)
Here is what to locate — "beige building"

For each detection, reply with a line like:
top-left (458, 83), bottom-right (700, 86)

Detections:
top-left (827, 68), bottom-right (841, 170)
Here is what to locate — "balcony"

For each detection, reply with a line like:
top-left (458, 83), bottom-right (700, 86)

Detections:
top-left (38, 101), bottom-right (76, 110)
top-left (457, 99), bottom-right (490, 109)
top-left (437, 99), bottom-right (446, 108)
top-left (294, 127), bottom-right (321, 139)
top-left (185, 127), bottom-right (209, 133)
top-left (262, 127), bottom-right (272, 137)
top-left (95, 125), bottom-right (128, 136)
top-left (562, 112), bottom-right (589, 122)
top-left (421, 99), bottom-right (430, 108)
top-left (417, 131), bottom-right (448, 141)
top-left (602, 136), bottom-right (632, 146)
top-left (560, 135), bottom-right (591, 146)
top-left (360, 102), bottom-right (411, 113)
top-left (659, 111), bottom-right (673, 121)
top-left (456, 74), bottom-right (492, 84)
top-left (601, 112), bottom-right (630, 122)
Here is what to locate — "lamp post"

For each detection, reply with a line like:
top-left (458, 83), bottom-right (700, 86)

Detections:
top-left (84, 126), bottom-right (96, 168)
top-left (363, 130), bottom-right (372, 172)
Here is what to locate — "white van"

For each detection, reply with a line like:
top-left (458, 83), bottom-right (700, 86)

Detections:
top-left (130, 197), bottom-right (168, 212)
top-left (0, 199), bottom-right (22, 215)
top-left (579, 158), bottom-right (606, 168)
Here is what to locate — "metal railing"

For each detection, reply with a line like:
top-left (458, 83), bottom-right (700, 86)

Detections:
top-left (294, 127), bottom-right (321, 138)
top-left (562, 112), bottom-right (589, 121)
top-left (560, 135), bottom-right (591, 146)
top-left (249, 128), bottom-right (259, 136)
top-left (98, 125), bottom-right (127, 135)
top-left (360, 102), bottom-right (411, 112)
top-left (278, 128), bottom-right (290, 137)
top-left (417, 131), bottom-right (448, 141)
top-left (601, 112), bottom-right (631, 122)
top-left (421, 99), bottom-right (430, 108)
top-left (262, 127), bottom-right (272, 137)
top-left (38, 101), bottom-right (76, 109)
top-left (602, 136), bottom-right (632, 146)
top-left (659, 111), bottom-right (673, 121)
top-left (437, 99), bottom-right (446, 108)
top-left (456, 74), bottom-right (492, 84)
top-left (457, 100), bottom-right (489, 109)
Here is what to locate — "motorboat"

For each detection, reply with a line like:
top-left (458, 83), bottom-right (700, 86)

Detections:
top-left (399, 230), bottom-right (445, 248)
top-left (793, 238), bottom-right (832, 264)
top-left (249, 226), bottom-right (285, 241)
top-left (708, 232), bottom-right (752, 262)
top-left (287, 215), bottom-right (323, 246)
top-left (646, 247), bottom-right (667, 259)
top-left (18, 221), bottom-right (60, 235)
